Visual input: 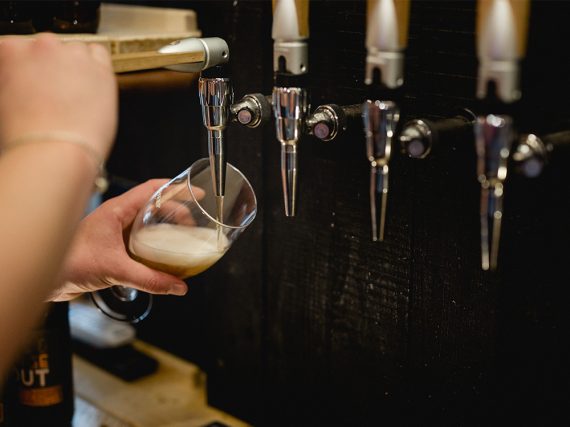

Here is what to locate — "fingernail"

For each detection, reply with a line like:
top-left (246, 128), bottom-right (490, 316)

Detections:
top-left (170, 283), bottom-right (187, 296)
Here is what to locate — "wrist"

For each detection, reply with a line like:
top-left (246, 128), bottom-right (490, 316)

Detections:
top-left (1, 131), bottom-right (109, 194)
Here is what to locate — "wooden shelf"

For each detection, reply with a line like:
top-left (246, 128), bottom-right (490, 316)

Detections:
top-left (0, 3), bottom-right (201, 55)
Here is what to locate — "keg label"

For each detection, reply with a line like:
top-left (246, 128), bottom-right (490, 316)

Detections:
top-left (18, 385), bottom-right (63, 407)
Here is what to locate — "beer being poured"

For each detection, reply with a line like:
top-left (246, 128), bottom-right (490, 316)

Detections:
top-left (90, 158), bottom-right (256, 323)
top-left (215, 195), bottom-right (225, 250)
top-left (129, 224), bottom-right (229, 279)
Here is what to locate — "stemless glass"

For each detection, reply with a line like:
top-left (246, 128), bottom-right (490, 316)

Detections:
top-left (91, 158), bottom-right (257, 322)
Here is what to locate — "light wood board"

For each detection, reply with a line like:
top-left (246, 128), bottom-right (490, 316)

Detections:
top-left (73, 340), bottom-right (250, 427)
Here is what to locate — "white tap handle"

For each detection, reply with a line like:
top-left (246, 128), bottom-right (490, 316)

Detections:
top-left (365, 0), bottom-right (411, 88)
top-left (476, 0), bottom-right (530, 102)
top-left (272, 0), bottom-right (309, 75)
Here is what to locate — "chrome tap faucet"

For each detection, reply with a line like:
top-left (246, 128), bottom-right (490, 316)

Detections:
top-left (273, 87), bottom-right (308, 216)
top-left (474, 114), bottom-right (514, 271)
top-left (199, 67), bottom-right (233, 198)
top-left (363, 0), bottom-right (411, 241)
top-left (475, 0), bottom-right (530, 270)
top-left (157, 37), bottom-right (232, 199)
top-left (272, 0), bottom-right (309, 217)
top-left (362, 100), bottom-right (400, 241)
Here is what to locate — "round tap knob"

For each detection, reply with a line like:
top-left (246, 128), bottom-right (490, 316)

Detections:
top-left (513, 134), bottom-right (547, 178)
top-left (306, 104), bottom-right (346, 142)
top-left (399, 110), bottom-right (476, 159)
top-left (399, 119), bottom-right (432, 159)
top-left (230, 93), bottom-right (271, 128)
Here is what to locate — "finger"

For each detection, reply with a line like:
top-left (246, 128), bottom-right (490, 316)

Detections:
top-left (191, 185), bottom-right (206, 201)
top-left (62, 40), bottom-right (90, 56)
top-left (88, 42), bottom-right (112, 69)
top-left (153, 200), bottom-right (199, 226)
top-left (109, 257), bottom-right (188, 296)
top-left (0, 36), bottom-right (33, 59)
top-left (108, 179), bottom-right (170, 227)
top-left (31, 33), bottom-right (63, 53)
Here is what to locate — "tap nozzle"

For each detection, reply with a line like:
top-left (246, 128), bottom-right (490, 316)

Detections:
top-left (199, 68), bottom-right (233, 198)
top-left (474, 114), bottom-right (514, 271)
top-left (362, 100), bottom-right (400, 241)
top-left (273, 86), bottom-right (308, 216)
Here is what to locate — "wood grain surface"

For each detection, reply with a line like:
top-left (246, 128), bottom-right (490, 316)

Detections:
top-left (72, 341), bottom-right (250, 427)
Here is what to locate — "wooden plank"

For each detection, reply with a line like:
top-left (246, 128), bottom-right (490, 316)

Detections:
top-left (0, 3), bottom-right (201, 56)
top-left (73, 341), bottom-right (250, 427)
top-left (112, 50), bottom-right (205, 74)
top-left (73, 397), bottom-right (132, 427)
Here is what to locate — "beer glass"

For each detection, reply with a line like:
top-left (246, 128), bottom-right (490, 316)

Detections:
top-left (91, 158), bottom-right (257, 322)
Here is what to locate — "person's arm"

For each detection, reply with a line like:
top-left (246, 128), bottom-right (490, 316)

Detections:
top-left (0, 33), bottom-right (117, 376)
top-left (0, 141), bottom-right (99, 375)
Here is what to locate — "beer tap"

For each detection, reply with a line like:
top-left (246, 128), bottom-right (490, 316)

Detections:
top-left (362, 0), bottom-right (411, 241)
top-left (198, 65), bottom-right (233, 205)
top-left (272, 0), bottom-right (310, 217)
top-left (475, 0), bottom-right (530, 270)
top-left (157, 37), bottom-right (232, 203)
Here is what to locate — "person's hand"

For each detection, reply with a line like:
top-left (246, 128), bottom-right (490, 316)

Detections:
top-left (50, 180), bottom-right (189, 301)
top-left (0, 33), bottom-right (117, 160)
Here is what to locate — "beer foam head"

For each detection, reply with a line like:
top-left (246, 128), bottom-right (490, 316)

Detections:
top-left (130, 224), bottom-right (228, 268)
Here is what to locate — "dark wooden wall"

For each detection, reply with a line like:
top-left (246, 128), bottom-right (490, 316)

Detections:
top-left (108, 1), bottom-right (570, 426)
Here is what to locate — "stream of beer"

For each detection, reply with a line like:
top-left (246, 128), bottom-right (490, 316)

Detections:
top-left (215, 195), bottom-right (224, 251)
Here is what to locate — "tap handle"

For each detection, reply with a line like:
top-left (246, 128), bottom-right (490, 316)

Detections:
top-left (365, 0), bottom-right (411, 88)
top-left (272, 0), bottom-right (309, 39)
top-left (272, 0), bottom-right (309, 76)
top-left (474, 114), bottom-right (514, 271)
top-left (476, 0), bottom-right (530, 103)
top-left (158, 37), bottom-right (230, 73)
